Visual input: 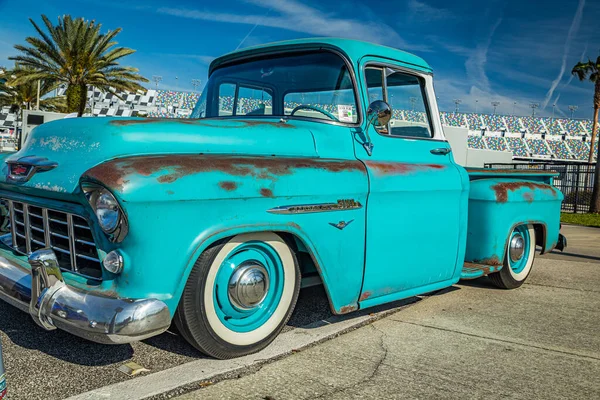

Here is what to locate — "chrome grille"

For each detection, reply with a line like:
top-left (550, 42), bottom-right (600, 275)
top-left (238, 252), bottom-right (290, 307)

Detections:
top-left (5, 199), bottom-right (102, 279)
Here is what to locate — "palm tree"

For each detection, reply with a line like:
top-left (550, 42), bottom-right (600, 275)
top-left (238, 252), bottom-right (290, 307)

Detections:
top-left (9, 14), bottom-right (148, 117)
top-left (0, 66), bottom-right (65, 111)
top-left (572, 56), bottom-right (600, 212)
top-left (1, 65), bottom-right (66, 146)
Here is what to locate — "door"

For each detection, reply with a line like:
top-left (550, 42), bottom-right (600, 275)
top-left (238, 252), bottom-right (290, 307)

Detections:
top-left (357, 64), bottom-right (465, 303)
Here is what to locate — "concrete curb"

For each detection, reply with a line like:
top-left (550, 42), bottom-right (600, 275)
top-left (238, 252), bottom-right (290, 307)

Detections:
top-left (67, 297), bottom-right (423, 400)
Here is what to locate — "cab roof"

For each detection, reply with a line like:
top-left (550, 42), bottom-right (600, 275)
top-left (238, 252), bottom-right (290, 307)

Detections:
top-left (209, 37), bottom-right (432, 75)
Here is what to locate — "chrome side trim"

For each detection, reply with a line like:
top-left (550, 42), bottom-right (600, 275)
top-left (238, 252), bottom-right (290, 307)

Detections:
top-left (267, 199), bottom-right (363, 214)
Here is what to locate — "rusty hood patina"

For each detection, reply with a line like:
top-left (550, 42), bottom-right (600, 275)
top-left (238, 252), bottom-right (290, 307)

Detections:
top-left (0, 116), bottom-right (319, 199)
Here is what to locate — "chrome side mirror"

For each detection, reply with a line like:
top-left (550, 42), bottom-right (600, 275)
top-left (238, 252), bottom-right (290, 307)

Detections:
top-left (367, 100), bottom-right (392, 127)
top-left (361, 100), bottom-right (392, 156)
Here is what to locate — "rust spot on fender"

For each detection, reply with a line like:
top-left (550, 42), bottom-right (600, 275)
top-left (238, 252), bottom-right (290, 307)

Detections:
top-left (260, 188), bottom-right (274, 198)
top-left (365, 161), bottom-right (445, 176)
top-left (359, 291), bottom-right (372, 301)
top-left (84, 155), bottom-right (366, 190)
top-left (339, 305), bottom-right (358, 314)
top-left (84, 162), bottom-right (130, 192)
top-left (219, 181), bottom-right (238, 191)
top-left (492, 181), bottom-right (558, 203)
top-left (523, 192), bottom-right (534, 203)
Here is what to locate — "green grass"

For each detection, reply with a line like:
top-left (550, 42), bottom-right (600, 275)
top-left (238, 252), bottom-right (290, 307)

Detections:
top-left (561, 213), bottom-right (600, 228)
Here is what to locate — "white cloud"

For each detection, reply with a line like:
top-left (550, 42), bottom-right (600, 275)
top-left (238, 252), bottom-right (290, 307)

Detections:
top-left (542, 0), bottom-right (585, 109)
top-left (465, 17), bottom-right (502, 93)
top-left (407, 0), bottom-right (457, 21)
top-left (156, 0), bottom-right (420, 50)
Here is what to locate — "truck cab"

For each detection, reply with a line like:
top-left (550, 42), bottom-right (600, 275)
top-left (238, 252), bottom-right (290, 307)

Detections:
top-left (0, 38), bottom-right (564, 359)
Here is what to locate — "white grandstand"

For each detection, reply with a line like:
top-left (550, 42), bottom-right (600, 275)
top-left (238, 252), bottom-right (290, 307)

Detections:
top-left (0, 88), bottom-right (597, 161)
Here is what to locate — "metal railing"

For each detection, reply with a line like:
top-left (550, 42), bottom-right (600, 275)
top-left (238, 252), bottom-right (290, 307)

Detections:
top-left (484, 162), bottom-right (596, 213)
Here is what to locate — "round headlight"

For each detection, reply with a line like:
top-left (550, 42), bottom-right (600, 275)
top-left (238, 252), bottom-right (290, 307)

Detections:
top-left (95, 189), bottom-right (120, 233)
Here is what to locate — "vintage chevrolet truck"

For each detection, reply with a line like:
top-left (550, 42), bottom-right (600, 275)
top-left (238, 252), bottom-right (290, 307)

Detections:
top-left (0, 38), bottom-right (565, 359)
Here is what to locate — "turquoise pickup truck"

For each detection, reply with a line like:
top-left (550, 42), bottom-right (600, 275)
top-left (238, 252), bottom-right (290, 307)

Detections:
top-left (0, 38), bottom-right (565, 359)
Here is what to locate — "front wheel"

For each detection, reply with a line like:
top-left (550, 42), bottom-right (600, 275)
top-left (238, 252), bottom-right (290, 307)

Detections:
top-left (174, 232), bottom-right (300, 359)
top-left (488, 224), bottom-right (536, 289)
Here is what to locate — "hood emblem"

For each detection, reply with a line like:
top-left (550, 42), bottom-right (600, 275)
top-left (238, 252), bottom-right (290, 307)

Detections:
top-left (6, 156), bottom-right (58, 183)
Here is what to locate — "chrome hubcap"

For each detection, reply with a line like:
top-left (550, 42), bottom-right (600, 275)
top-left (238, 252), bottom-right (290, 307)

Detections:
top-left (228, 262), bottom-right (270, 310)
top-left (509, 233), bottom-right (525, 262)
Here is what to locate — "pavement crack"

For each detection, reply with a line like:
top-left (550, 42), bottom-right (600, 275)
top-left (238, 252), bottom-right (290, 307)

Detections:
top-left (524, 282), bottom-right (600, 293)
top-left (390, 319), bottom-right (600, 362)
top-left (310, 324), bottom-right (388, 399)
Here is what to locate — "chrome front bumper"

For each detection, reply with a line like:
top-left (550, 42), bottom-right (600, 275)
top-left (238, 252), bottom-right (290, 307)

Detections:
top-left (0, 248), bottom-right (171, 344)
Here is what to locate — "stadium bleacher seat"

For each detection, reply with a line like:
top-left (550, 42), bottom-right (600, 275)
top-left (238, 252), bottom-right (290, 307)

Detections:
top-left (521, 117), bottom-right (545, 134)
top-left (525, 138), bottom-right (551, 156)
top-left (504, 116), bottom-right (523, 133)
top-left (541, 118), bottom-right (563, 135)
top-left (484, 136), bottom-right (508, 151)
top-left (467, 135), bottom-right (486, 149)
top-left (505, 137), bottom-right (529, 157)
top-left (565, 139), bottom-right (591, 160)
top-left (546, 140), bottom-right (572, 159)
top-left (465, 113), bottom-right (483, 130)
top-left (481, 114), bottom-right (505, 132)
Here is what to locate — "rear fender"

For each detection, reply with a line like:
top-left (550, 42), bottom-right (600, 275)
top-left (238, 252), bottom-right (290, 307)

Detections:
top-left (465, 178), bottom-right (562, 266)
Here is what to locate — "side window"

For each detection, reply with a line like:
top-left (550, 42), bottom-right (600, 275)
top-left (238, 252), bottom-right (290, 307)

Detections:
top-left (365, 67), bottom-right (384, 103)
top-left (218, 83), bottom-right (235, 116)
top-left (236, 87), bottom-right (273, 116)
top-left (386, 72), bottom-right (432, 138)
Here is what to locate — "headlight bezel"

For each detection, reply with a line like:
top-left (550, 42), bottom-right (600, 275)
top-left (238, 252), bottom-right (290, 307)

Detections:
top-left (82, 182), bottom-right (129, 243)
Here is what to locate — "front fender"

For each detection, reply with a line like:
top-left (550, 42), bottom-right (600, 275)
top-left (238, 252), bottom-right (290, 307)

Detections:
top-left (465, 178), bottom-right (563, 265)
top-left (82, 154), bottom-right (368, 316)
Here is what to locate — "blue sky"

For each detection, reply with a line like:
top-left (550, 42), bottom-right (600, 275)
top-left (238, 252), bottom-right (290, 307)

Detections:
top-left (0, 0), bottom-right (598, 119)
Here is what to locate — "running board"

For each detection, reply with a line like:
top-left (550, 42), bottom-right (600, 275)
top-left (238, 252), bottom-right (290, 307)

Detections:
top-left (460, 262), bottom-right (503, 280)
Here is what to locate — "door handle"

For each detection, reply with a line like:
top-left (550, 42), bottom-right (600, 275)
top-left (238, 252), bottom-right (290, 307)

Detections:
top-left (430, 147), bottom-right (451, 155)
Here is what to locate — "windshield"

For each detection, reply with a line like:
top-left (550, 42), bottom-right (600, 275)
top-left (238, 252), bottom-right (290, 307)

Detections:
top-left (191, 51), bottom-right (358, 124)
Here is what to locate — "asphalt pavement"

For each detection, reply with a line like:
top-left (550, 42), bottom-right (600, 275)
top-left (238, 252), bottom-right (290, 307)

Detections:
top-left (0, 224), bottom-right (598, 399)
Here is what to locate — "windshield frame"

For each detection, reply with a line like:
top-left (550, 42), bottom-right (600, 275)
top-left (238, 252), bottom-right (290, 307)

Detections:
top-left (195, 47), bottom-right (363, 128)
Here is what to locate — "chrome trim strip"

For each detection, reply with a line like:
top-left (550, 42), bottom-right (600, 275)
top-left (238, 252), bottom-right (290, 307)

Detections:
top-left (267, 199), bottom-right (363, 214)
top-left (66, 214), bottom-right (77, 272)
top-left (23, 204), bottom-right (31, 254)
top-left (42, 209), bottom-right (51, 247)
top-left (76, 253), bottom-right (100, 262)
top-left (8, 201), bottom-right (15, 248)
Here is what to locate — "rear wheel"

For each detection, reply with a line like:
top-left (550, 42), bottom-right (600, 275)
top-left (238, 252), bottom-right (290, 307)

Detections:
top-left (175, 232), bottom-right (300, 359)
top-left (488, 224), bottom-right (536, 289)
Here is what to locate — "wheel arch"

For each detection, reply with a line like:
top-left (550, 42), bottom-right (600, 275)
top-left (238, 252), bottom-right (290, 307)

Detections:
top-left (174, 223), bottom-right (338, 315)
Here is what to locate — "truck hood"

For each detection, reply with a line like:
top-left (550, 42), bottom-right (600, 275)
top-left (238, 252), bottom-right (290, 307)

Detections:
top-left (0, 117), bottom-right (319, 198)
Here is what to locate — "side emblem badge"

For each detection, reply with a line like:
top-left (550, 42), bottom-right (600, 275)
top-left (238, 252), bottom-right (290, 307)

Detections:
top-left (329, 219), bottom-right (354, 230)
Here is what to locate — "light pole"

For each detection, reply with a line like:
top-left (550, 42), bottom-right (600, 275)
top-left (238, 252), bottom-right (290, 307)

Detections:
top-left (512, 101), bottom-right (517, 115)
top-left (453, 98), bottom-right (462, 113)
top-left (475, 99), bottom-right (479, 113)
top-left (529, 102), bottom-right (539, 117)
top-left (191, 79), bottom-right (202, 92)
top-left (409, 97), bottom-right (417, 111)
top-left (552, 104), bottom-right (556, 120)
top-left (152, 75), bottom-right (162, 89)
top-left (491, 101), bottom-right (500, 115)
top-left (568, 105), bottom-right (578, 119)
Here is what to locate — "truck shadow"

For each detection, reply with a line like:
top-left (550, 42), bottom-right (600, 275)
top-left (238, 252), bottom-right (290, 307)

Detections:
top-left (0, 285), bottom-right (435, 364)
top-left (0, 301), bottom-right (135, 366)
